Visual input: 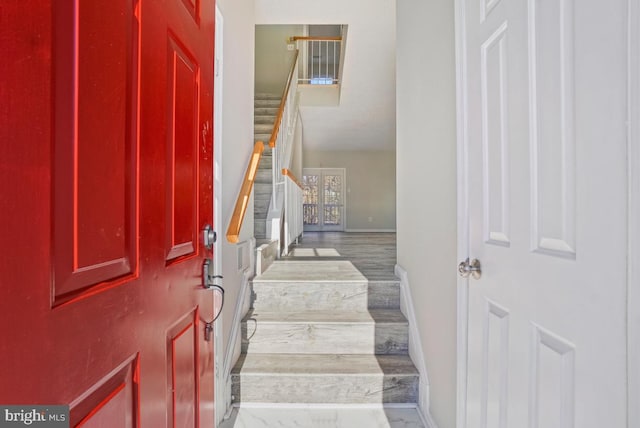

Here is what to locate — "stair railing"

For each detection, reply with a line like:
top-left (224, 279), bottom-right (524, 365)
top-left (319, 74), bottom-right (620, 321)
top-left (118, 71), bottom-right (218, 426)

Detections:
top-left (270, 50), bottom-right (299, 206)
top-left (282, 169), bottom-right (304, 255)
top-left (226, 141), bottom-right (265, 243)
top-left (293, 36), bottom-right (342, 85)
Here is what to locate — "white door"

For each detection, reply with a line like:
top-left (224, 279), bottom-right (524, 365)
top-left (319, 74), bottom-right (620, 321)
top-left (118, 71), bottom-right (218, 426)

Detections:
top-left (458, 0), bottom-right (628, 426)
top-left (302, 168), bottom-right (346, 231)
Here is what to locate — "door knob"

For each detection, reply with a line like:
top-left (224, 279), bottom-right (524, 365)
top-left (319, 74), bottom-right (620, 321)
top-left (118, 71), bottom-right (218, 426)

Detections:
top-left (458, 258), bottom-right (482, 280)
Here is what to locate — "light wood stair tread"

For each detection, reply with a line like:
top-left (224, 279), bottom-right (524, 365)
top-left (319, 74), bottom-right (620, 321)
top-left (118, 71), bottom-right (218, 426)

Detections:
top-left (254, 260), bottom-right (369, 282)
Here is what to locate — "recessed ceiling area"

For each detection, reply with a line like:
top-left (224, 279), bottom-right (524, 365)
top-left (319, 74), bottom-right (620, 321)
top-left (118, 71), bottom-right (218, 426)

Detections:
top-left (254, 0), bottom-right (396, 152)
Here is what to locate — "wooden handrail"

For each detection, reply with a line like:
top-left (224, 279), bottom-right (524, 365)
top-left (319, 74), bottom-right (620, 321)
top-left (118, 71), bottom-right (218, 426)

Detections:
top-left (282, 168), bottom-right (303, 189)
top-left (269, 49), bottom-right (299, 149)
top-left (226, 141), bottom-right (265, 243)
top-left (291, 36), bottom-right (342, 42)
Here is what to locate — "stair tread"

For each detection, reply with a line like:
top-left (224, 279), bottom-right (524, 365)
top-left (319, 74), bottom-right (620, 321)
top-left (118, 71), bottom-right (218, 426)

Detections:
top-left (255, 101), bottom-right (281, 107)
top-left (254, 260), bottom-right (369, 282)
top-left (255, 115), bottom-right (277, 120)
top-left (232, 353), bottom-right (418, 376)
top-left (243, 309), bottom-right (408, 324)
top-left (255, 93), bottom-right (282, 99)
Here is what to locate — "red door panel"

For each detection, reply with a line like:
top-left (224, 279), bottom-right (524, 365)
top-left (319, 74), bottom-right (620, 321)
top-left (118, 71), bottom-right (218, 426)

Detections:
top-left (168, 313), bottom-right (199, 428)
top-left (166, 38), bottom-right (199, 262)
top-left (0, 0), bottom-right (216, 426)
top-left (181, 0), bottom-right (201, 23)
top-left (52, 0), bottom-right (139, 303)
top-left (71, 357), bottom-right (140, 427)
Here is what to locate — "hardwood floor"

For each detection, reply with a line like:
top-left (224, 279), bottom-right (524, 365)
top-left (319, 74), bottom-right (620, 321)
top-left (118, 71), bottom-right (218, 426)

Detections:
top-left (285, 232), bottom-right (397, 281)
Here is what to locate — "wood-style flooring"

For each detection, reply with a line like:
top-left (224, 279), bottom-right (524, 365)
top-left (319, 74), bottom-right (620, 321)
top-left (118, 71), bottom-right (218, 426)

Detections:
top-left (285, 232), bottom-right (397, 281)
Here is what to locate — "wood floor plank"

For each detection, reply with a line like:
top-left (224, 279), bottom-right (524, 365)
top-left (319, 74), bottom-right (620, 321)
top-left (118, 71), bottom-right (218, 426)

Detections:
top-left (286, 232), bottom-right (398, 281)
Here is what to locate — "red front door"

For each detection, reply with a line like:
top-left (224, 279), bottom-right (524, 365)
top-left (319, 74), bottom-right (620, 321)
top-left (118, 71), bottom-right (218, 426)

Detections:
top-left (0, 0), bottom-right (216, 426)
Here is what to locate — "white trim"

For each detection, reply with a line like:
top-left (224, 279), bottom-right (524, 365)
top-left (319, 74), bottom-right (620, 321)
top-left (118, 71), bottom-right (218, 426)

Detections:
top-left (421, 410), bottom-right (439, 428)
top-left (213, 6), bottom-right (225, 426)
top-left (222, 267), bottom-right (252, 377)
top-left (220, 238), bottom-right (255, 422)
top-left (344, 229), bottom-right (397, 233)
top-left (454, 0), bottom-right (470, 426)
top-left (628, 0), bottom-right (640, 425)
top-left (395, 264), bottom-right (439, 428)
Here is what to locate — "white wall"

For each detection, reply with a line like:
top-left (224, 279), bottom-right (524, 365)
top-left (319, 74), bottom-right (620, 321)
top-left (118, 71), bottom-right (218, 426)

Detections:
top-left (255, 25), bottom-right (304, 94)
top-left (396, 0), bottom-right (457, 427)
top-left (303, 150), bottom-right (396, 231)
top-left (215, 0), bottom-right (255, 388)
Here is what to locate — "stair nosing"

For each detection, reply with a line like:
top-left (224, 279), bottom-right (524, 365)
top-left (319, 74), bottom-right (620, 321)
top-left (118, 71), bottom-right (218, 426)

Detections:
top-left (242, 309), bottom-right (408, 324)
top-left (232, 371), bottom-right (419, 377)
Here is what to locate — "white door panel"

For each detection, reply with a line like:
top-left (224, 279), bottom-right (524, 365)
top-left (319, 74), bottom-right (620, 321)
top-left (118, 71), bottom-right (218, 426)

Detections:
top-left (460, 0), bottom-right (628, 426)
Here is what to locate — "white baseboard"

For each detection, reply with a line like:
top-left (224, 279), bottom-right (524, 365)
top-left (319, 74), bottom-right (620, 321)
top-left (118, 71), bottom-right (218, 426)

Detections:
top-left (395, 264), bottom-right (439, 428)
top-left (344, 229), bottom-right (397, 233)
top-left (421, 410), bottom-right (439, 428)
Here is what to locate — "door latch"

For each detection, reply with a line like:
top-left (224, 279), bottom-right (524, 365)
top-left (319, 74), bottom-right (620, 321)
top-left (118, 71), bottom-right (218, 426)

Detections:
top-left (458, 258), bottom-right (482, 280)
top-left (205, 323), bottom-right (214, 341)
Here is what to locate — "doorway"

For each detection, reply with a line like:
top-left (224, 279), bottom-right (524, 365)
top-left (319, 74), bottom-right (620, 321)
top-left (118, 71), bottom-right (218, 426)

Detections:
top-left (302, 168), bottom-right (346, 231)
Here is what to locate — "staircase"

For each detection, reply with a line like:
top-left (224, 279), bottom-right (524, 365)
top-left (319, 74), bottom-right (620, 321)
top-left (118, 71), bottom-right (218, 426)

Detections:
top-left (230, 259), bottom-right (419, 406)
top-left (253, 93), bottom-right (281, 241)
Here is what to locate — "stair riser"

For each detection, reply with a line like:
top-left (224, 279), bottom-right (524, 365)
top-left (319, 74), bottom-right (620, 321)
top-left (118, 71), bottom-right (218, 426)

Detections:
top-left (231, 374), bottom-right (418, 404)
top-left (255, 116), bottom-right (277, 124)
top-left (254, 107), bottom-right (279, 116)
top-left (254, 135), bottom-right (272, 144)
top-left (255, 100), bottom-right (281, 108)
top-left (368, 282), bottom-right (401, 309)
top-left (241, 322), bottom-right (408, 355)
top-left (255, 169), bottom-right (272, 183)
top-left (255, 124), bottom-right (274, 133)
top-left (251, 282), bottom-right (400, 312)
top-left (254, 221), bottom-right (266, 239)
top-left (254, 199), bottom-right (270, 218)
top-left (255, 93), bottom-right (282, 100)
top-left (258, 157), bottom-right (272, 169)
top-left (254, 189), bottom-right (271, 201)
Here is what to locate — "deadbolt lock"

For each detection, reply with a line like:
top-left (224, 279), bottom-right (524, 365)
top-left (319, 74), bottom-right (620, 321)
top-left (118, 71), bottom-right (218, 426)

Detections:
top-left (203, 224), bottom-right (216, 250)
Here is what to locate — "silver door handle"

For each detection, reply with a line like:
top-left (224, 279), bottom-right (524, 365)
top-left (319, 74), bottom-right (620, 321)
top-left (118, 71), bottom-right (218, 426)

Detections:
top-left (458, 258), bottom-right (482, 280)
